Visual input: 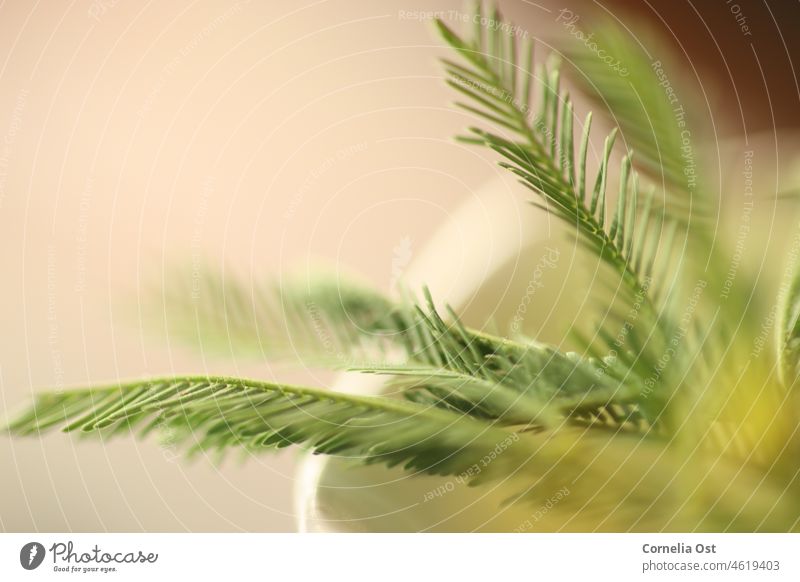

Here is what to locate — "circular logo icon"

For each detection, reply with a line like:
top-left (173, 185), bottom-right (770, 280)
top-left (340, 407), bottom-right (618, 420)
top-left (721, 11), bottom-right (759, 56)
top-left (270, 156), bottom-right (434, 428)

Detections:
top-left (20, 542), bottom-right (46, 570)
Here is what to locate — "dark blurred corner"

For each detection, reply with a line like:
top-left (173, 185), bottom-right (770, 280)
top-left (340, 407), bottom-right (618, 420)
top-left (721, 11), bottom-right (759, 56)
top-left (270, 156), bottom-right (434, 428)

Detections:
top-left (602, 0), bottom-right (800, 134)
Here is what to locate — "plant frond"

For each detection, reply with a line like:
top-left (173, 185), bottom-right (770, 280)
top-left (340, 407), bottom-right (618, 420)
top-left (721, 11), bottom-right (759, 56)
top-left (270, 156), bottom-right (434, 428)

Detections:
top-left (4, 376), bottom-right (519, 475)
top-left (434, 5), bottom-right (704, 409)
top-left (780, 260), bottom-right (800, 386)
top-left (352, 288), bottom-right (643, 427)
top-left (436, 10), bottom-right (677, 319)
top-left (362, 349), bottom-right (640, 429)
top-left (154, 267), bottom-right (410, 367)
top-left (557, 11), bottom-right (713, 221)
top-left (156, 268), bottom-right (642, 427)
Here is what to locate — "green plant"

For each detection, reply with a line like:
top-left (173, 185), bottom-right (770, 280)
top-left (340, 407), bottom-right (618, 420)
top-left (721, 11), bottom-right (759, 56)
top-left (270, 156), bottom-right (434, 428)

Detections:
top-left (5, 4), bottom-right (799, 531)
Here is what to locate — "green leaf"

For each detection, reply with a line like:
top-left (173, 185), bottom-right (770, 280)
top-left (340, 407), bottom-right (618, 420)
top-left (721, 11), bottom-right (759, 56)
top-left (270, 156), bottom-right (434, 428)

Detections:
top-left (435, 9), bottom-right (678, 317)
top-left (154, 266), bottom-right (638, 427)
top-left (780, 261), bottom-right (800, 385)
top-left (153, 268), bottom-right (409, 366)
top-left (557, 12), bottom-right (701, 204)
top-left (4, 376), bottom-right (518, 475)
top-left (344, 288), bottom-right (640, 426)
top-left (435, 5), bottom-right (699, 397)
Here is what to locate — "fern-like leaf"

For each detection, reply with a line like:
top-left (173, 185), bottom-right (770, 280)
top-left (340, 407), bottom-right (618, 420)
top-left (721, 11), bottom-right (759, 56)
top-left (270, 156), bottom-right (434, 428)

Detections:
top-left (154, 268), bottom-right (411, 366)
top-left (436, 6), bottom-right (687, 398)
top-left (436, 12), bottom-right (674, 319)
top-left (357, 288), bottom-right (644, 429)
top-left (158, 270), bottom-right (641, 427)
top-left (4, 376), bottom-right (518, 475)
top-left (559, 15), bottom-right (689, 193)
top-left (779, 261), bottom-right (800, 386)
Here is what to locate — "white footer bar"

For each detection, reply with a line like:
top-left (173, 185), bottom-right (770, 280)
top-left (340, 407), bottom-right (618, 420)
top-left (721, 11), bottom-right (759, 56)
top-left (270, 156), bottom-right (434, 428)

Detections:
top-left (1, 533), bottom-right (797, 581)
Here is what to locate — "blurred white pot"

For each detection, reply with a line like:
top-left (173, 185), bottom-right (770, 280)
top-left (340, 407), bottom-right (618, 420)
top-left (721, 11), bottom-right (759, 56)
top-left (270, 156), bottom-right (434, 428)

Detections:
top-left (293, 131), bottom-right (800, 532)
top-left (293, 176), bottom-right (587, 532)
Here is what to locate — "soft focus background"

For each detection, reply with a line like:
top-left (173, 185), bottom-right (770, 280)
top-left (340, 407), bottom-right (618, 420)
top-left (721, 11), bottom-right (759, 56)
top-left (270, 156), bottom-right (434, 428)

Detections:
top-left (1, 0), bottom-right (799, 532)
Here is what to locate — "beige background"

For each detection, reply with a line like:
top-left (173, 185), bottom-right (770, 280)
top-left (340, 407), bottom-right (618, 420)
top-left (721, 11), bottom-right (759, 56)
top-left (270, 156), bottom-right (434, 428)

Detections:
top-left (0, 0), bottom-right (563, 531)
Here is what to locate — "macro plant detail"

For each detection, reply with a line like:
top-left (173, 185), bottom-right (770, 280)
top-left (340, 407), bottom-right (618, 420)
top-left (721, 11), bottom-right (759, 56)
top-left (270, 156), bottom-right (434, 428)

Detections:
top-left (5, 4), bottom-right (800, 531)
